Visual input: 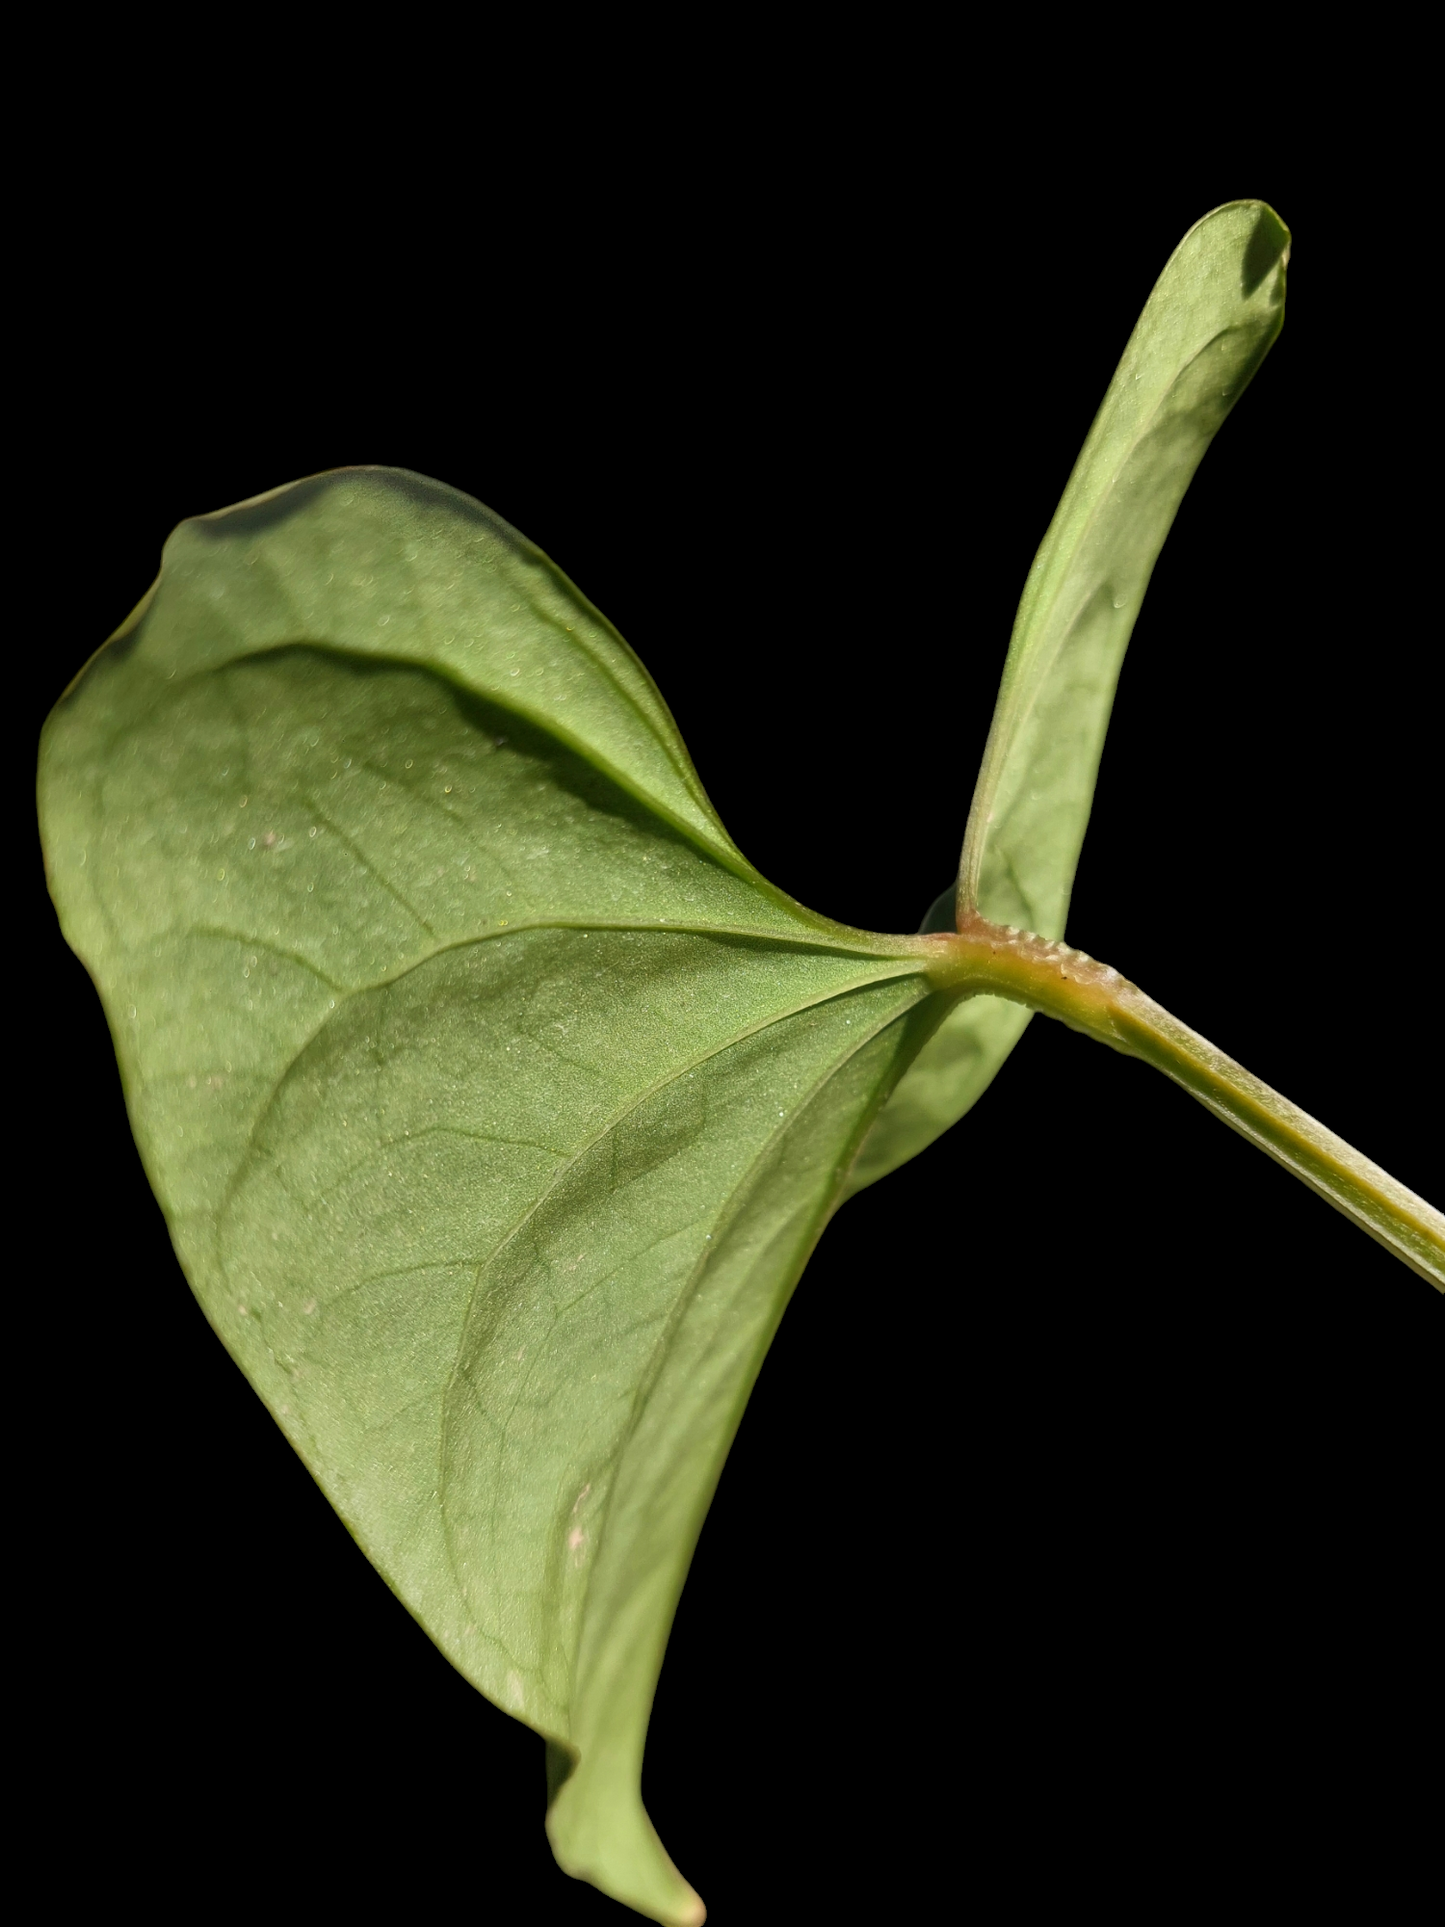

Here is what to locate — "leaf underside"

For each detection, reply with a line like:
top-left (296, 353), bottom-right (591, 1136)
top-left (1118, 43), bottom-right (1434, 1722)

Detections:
top-left (42, 472), bottom-right (939, 1923)
top-left (40, 200), bottom-right (1287, 1924)
top-left (851, 198), bottom-right (1288, 1191)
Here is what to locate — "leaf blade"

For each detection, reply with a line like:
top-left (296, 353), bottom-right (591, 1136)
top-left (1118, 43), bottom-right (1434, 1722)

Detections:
top-left (850, 201), bottom-right (1289, 1190)
top-left (39, 477), bottom-right (936, 1922)
top-left (961, 199), bottom-right (1289, 932)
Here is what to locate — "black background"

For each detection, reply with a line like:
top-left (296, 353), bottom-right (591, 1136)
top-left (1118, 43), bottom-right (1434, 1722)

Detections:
top-left (25, 126), bottom-right (1438, 1922)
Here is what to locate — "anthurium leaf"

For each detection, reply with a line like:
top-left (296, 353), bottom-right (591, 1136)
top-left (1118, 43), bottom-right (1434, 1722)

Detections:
top-left (849, 200), bottom-right (1289, 1192)
top-left (39, 469), bottom-right (942, 1924)
top-left (960, 199), bottom-right (1289, 931)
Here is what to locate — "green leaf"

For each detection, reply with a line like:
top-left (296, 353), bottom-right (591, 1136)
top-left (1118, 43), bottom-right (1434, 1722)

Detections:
top-left (39, 469), bottom-right (941, 1924)
top-left (850, 200), bottom-right (1289, 1192)
top-left (39, 203), bottom-right (1304, 1917)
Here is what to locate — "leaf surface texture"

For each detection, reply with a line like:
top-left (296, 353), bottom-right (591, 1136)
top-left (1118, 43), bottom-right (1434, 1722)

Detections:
top-left (41, 471), bottom-right (932, 1923)
top-left (852, 200), bottom-right (1289, 1190)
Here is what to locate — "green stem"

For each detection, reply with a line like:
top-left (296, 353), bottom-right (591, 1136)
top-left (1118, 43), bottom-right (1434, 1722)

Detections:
top-left (915, 912), bottom-right (1445, 1292)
